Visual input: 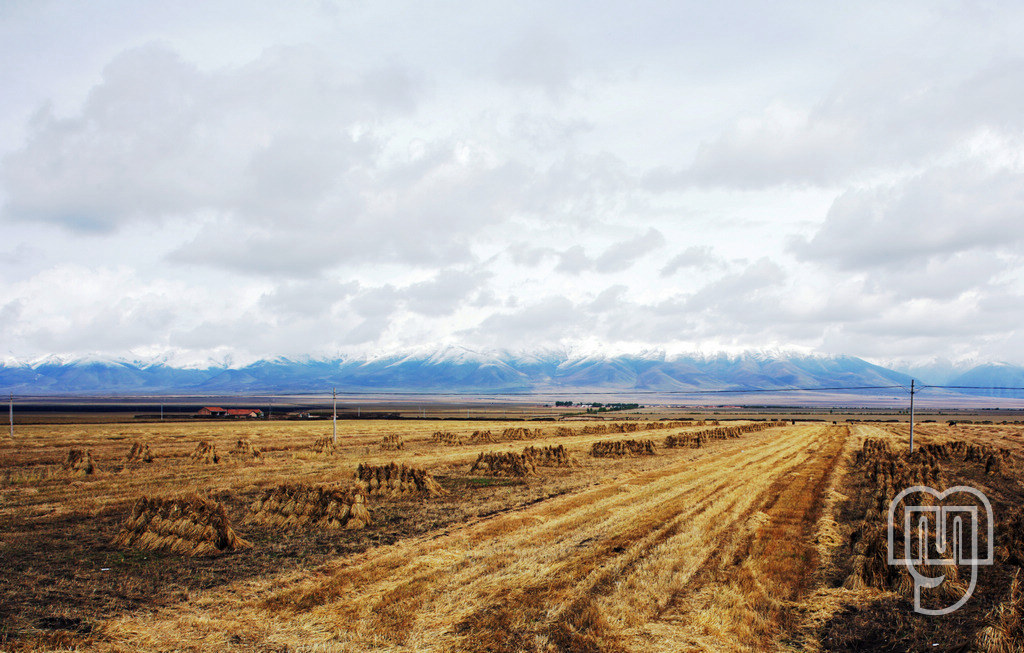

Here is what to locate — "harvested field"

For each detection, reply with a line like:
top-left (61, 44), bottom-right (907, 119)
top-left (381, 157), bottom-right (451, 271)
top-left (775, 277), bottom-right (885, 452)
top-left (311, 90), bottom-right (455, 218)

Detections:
top-left (4, 416), bottom-right (1023, 651)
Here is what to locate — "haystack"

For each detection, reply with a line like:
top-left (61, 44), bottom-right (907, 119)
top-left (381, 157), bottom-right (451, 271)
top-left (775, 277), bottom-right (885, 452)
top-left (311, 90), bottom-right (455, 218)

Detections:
top-left (431, 430), bottom-right (463, 446)
top-left (502, 427), bottom-right (543, 440)
top-left (231, 438), bottom-right (263, 460)
top-left (245, 483), bottom-right (370, 530)
top-left (312, 436), bottom-right (336, 455)
top-left (590, 439), bottom-right (657, 457)
top-left (380, 434), bottom-right (404, 451)
top-left (470, 451), bottom-right (536, 476)
top-left (356, 462), bottom-right (445, 496)
top-left (125, 442), bottom-right (154, 463)
top-left (190, 440), bottom-right (220, 464)
top-left (64, 448), bottom-right (98, 475)
top-left (522, 444), bottom-right (576, 467)
top-left (112, 495), bottom-right (250, 556)
top-left (468, 430), bottom-right (496, 444)
top-left (664, 433), bottom-right (704, 448)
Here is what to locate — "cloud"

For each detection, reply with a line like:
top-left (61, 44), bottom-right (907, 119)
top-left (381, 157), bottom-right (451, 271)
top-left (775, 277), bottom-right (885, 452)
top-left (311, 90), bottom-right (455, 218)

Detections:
top-left (790, 163), bottom-right (1024, 270)
top-left (660, 246), bottom-right (721, 276)
top-left (554, 229), bottom-right (666, 275)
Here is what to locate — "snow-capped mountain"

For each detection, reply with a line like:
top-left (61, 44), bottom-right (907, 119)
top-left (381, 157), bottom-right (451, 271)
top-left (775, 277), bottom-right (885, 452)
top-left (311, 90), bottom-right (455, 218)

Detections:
top-left (0, 346), bottom-right (931, 395)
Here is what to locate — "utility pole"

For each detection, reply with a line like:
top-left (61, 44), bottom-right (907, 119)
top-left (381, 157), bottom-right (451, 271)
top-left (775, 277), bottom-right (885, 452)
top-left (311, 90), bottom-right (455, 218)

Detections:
top-left (160, 403), bottom-right (164, 421)
top-left (909, 379), bottom-right (916, 453)
top-left (332, 387), bottom-right (337, 444)
top-left (8, 393), bottom-right (12, 440)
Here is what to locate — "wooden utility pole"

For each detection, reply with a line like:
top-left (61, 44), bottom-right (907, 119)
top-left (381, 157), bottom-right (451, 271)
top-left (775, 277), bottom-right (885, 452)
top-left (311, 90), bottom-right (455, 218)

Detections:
top-left (909, 379), bottom-right (916, 453)
top-left (8, 393), bottom-right (12, 440)
top-left (332, 388), bottom-right (337, 444)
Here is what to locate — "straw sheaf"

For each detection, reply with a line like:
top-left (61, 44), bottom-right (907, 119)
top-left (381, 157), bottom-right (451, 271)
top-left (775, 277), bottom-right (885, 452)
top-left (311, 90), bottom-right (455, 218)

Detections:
top-left (380, 434), bottom-right (405, 451)
top-left (502, 427), bottom-right (544, 440)
top-left (467, 430), bottom-right (496, 444)
top-left (112, 494), bottom-right (250, 556)
top-left (231, 438), bottom-right (263, 460)
top-left (63, 448), bottom-right (98, 475)
top-left (356, 462), bottom-right (446, 496)
top-left (522, 444), bottom-right (577, 467)
top-left (431, 430), bottom-right (463, 446)
top-left (125, 442), bottom-right (155, 463)
top-left (470, 452), bottom-right (536, 477)
top-left (190, 441), bottom-right (220, 464)
top-left (312, 436), bottom-right (336, 455)
top-left (589, 439), bottom-right (657, 457)
top-left (245, 483), bottom-right (371, 529)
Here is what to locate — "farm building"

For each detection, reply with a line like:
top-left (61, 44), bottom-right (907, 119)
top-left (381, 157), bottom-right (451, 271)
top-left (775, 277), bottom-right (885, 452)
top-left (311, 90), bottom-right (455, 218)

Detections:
top-left (196, 407), bottom-right (263, 418)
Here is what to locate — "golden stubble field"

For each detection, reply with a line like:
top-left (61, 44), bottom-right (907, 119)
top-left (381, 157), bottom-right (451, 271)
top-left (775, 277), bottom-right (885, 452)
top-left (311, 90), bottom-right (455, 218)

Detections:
top-left (1, 417), bottom-right (1023, 652)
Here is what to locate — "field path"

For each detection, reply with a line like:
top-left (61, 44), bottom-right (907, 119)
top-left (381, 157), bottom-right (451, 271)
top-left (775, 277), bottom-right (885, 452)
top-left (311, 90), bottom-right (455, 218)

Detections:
top-left (99, 424), bottom-right (846, 652)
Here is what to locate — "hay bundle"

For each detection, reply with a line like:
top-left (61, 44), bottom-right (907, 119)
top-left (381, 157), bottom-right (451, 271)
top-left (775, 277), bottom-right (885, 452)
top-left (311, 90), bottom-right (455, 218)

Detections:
top-left (380, 434), bottom-right (404, 451)
top-left (986, 453), bottom-right (1004, 475)
top-left (502, 427), bottom-right (543, 440)
top-left (664, 433), bottom-right (705, 448)
top-left (590, 439), bottom-right (657, 457)
top-left (245, 483), bottom-right (370, 530)
top-left (996, 509), bottom-right (1024, 567)
top-left (190, 440), bottom-right (220, 464)
top-left (431, 430), bottom-right (463, 445)
top-left (975, 570), bottom-right (1023, 653)
top-left (231, 438), bottom-right (263, 460)
top-left (125, 442), bottom-right (154, 463)
top-left (112, 495), bottom-right (250, 556)
top-left (64, 448), bottom-right (98, 475)
top-left (356, 462), bottom-right (445, 496)
top-left (468, 430), bottom-right (496, 443)
top-left (470, 452), bottom-right (536, 476)
top-left (312, 436), bottom-right (336, 455)
top-left (522, 444), bottom-right (575, 467)
top-left (554, 426), bottom-right (577, 437)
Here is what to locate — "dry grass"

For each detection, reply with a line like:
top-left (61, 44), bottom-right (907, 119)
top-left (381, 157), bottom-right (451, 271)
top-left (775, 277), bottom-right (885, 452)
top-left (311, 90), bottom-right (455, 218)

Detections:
top-left (8, 416), bottom-right (1020, 651)
top-left (111, 494), bottom-right (250, 556)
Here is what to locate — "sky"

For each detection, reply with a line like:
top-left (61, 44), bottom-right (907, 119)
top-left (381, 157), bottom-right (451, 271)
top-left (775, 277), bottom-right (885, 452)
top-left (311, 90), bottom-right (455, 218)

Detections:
top-left (2, 1), bottom-right (1024, 368)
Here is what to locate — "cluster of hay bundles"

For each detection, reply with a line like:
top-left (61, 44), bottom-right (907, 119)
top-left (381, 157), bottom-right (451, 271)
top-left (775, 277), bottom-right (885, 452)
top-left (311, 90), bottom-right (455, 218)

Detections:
top-left (64, 449), bottom-right (98, 475)
top-left (522, 444), bottom-right (575, 467)
top-left (355, 462), bottom-right (445, 496)
top-left (231, 438), bottom-right (263, 460)
top-left (468, 430), bottom-right (496, 443)
top-left (502, 427), bottom-right (543, 440)
top-left (380, 434), bottom-right (404, 450)
top-left (590, 439), bottom-right (657, 457)
top-left (190, 441), bottom-right (220, 464)
top-left (125, 442), bottom-right (154, 463)
top-left (312, 436), bottom-right (336, 455)
top-left (431, 430), bottom-right (463, 445)
top-left (245, 483), bottom-right (370, 530)
top-left (470, 452), bottom-right (536, 476)
top-left (664, 433), bottom-right (705, 449)
top-left (112, 495), bottom-right (250, 556)
top-left (853, 438), bottom-right (942, 490)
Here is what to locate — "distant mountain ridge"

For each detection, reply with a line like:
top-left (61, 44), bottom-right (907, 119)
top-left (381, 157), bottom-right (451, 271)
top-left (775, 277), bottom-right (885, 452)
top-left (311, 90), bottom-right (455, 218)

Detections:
top-left (0, 347), bottom-right (943, 395)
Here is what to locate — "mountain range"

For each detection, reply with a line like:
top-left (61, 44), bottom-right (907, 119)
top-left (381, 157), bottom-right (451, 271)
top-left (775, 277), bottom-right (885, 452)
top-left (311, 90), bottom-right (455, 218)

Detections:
top-left (2, 347), bottom-right (1023, 398)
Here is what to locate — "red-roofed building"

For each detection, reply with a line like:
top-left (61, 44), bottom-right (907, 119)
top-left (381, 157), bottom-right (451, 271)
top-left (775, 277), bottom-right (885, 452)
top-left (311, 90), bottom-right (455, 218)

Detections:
top-left (226, 408), bottom-right (263, 418)
top-left (197, 406), bottom-right (226, 416)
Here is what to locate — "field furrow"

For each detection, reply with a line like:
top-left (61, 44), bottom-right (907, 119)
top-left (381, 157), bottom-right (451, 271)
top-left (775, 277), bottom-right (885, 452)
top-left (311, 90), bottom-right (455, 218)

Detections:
top-left (97, 423), bottom-right (844, 652)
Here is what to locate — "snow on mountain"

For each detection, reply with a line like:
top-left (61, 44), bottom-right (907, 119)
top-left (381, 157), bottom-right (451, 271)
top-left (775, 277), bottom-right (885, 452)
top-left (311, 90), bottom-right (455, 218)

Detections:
top-left (0, 347), bottom-right (1012, 397)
